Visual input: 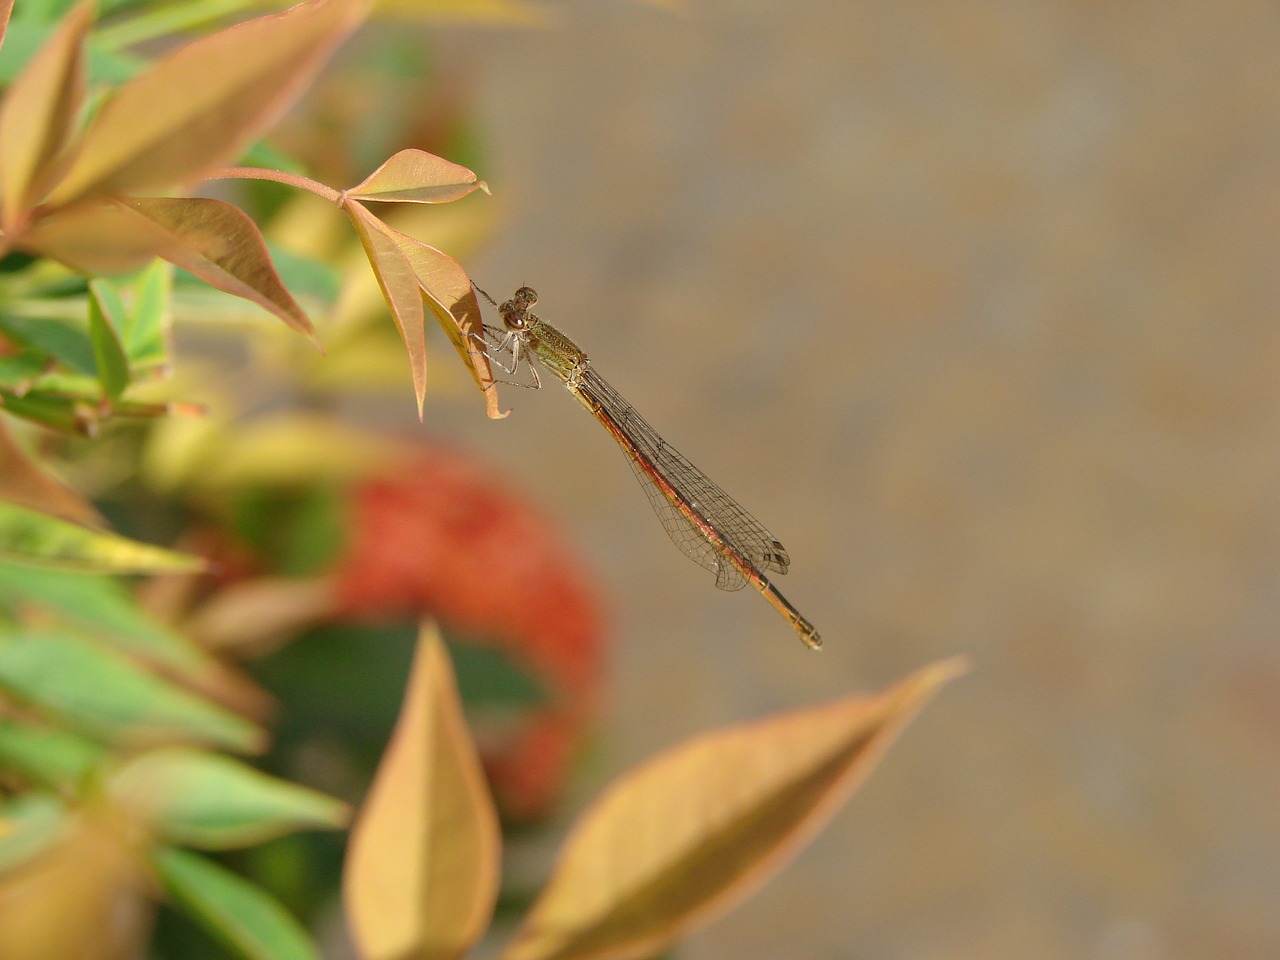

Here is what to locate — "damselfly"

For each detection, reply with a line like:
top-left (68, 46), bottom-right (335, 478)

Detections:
top-left (475, 286), bottom-right (821, 650)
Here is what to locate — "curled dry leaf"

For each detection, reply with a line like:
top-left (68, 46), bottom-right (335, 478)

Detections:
top-left (500, 657), bottom-right (968, 960)
top-left (345, 148), bottom-right (489, 204)
top-left (44, 0), bottom-right (365, 205)
top-left (343, 624), bottom-right (500, 960)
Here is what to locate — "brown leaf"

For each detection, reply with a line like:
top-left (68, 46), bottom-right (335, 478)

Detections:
top-left (45, 0), bottom-right (365, 205)
top-left (346, 201), bottom-right (429, 416)
top-left (184, 575), bottom-right (336, 656)
top-left (122, 197), bottom-right (315, 339)
top-left (343, 624), bottom-right (501, 960)
top-left (0, 416), bottom-right (102, 526)
top-left (0, 2), bottom-right (89, 230)
top-left (23, 198), bottom-right (314, 338)
top-left (499, 657), bottom-right (968, 960)
top-left (345, 148), bottom-right (488, 204)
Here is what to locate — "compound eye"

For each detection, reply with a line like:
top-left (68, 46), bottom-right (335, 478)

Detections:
top-left (514, 286), bottom-right (538, 305)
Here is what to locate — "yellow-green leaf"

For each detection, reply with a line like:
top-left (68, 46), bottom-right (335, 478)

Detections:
top-left (0, 631), bottom-right (263, 752)
top-left (0, 500), bottom-right (204, 573)
top-left (45, 0), bottom-right (365, 205)
top-left (343, 624), bottom-right (500, 960)
top-left (345, 201), bottom-right (429, 417)
top-left (0, 560), bottom-right (217, 681)
top-left (499, 658), bottom-right (967, 960)
top-left (0, 792), bottom-right (67, 875)
top-left (0, 2), bottom-right (88, 229)
top-left (345, 148), bottom-right (488, 204)
top-left (110, 748), bottom-right (349, 850)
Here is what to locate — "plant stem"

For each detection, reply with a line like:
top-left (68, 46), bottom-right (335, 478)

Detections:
top-left (205, 167), bottom-right (343, 204)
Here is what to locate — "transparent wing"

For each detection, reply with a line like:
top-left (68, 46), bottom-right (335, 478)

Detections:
top-left (577, 367), bottom-right (790, 591)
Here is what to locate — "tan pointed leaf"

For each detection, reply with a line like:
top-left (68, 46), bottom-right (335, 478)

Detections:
top-left (343, 624), bottom-right (501, 960)
top-left (500, 657), bottom-right (968, 960)
top-left (387, 221), bottom-right (506, 419)
top-left (0, 2), bottom-right (89, 230)
top-left (45, 0), bottom-right (365, 205)
top-left (22, 198), bottom-right (314, 338)
top-left (0, 810), bottom-right (153, 960)
top-left (345, 148), bottom-right (488, 204)
top-left (345, 201), bottom-right (428, 416)
top-left (0, 417), bottom-right (102, 526)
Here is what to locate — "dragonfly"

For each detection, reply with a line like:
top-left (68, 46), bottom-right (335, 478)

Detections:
top-left (474, 285), bottom-right (822, 650)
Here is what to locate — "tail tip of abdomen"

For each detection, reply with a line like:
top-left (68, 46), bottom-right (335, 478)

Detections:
top-left (799, 624), bottom-right (822, 651)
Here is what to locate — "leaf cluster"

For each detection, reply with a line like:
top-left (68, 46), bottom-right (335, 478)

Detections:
top-left (0, 4), bottom-right (963, 960)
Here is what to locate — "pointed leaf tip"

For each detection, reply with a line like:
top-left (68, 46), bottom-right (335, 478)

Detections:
top-left (344, 624), bottom-right (500, 960)
top-left (112, 748), bottom-right (349, 850)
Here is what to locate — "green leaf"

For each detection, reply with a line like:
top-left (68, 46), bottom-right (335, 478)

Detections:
top-left (0, 500), bottom-right (205, 572)
top-left (0, 310), bottom-right (96, 374)
top-left (110, 748), bottom-right (348, 850)
top-left (0, 719), bottom-right (106, 789)
top-left (0, 631), bottom-right (263, 751)
top-left (87, 279), bottom-right (131, 399)
top-left (0, 388), bottom-right (80, 431)
top-left (265, 243), bottom-right (341, 308)
top-left (0, 560), bottom-right (216, 677)
top-left (0, 350), bottom-right (48, 388)
top-left (0, 792), bottom-right (67, 875)
top-left (153, 846), bottom-right (320, 960)
top-left (122, 259), bottom-right (171, 369)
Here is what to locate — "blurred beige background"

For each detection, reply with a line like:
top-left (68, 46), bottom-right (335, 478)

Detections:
top-left (428, 2), bottom-right (1278, 957)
